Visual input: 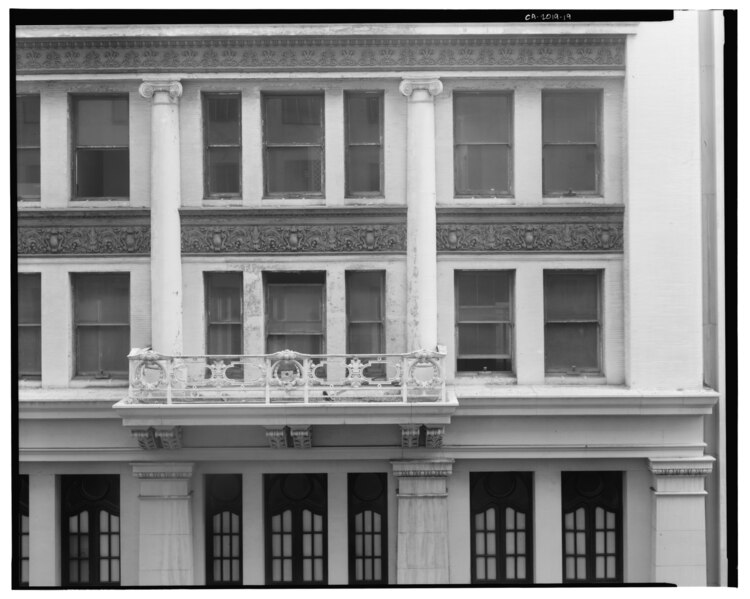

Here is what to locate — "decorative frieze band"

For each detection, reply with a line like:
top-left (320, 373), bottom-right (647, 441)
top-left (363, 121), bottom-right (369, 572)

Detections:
top-left (17, 210), bottom-right (150, 256)
top-left (131, 462), bottom-right (194, 479)
top-left (436, 206), bottom-right (624, 253)
top-left (17, 36), bottom-right (625, 75)
top-left (391, 459), bottom-right (454, 478)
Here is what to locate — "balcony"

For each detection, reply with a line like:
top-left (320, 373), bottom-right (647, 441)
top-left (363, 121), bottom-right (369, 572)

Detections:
top-left (114, 348), bottom-right (458, 446)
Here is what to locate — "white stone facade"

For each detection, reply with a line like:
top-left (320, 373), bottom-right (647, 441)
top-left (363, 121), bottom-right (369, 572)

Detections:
top-left (15, 13), bottom-right (726, 587)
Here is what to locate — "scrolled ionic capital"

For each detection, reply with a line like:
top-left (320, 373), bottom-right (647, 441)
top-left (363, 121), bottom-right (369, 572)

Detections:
top-left (399, 77), bottom-right (443, 98)
top-left (139, 80), bottom-right (183, 101)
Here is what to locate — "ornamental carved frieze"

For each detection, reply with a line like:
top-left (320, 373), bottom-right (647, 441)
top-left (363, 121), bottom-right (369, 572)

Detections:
top-left (17, 36), bottom-right (625, 75)
top-left (180, 208), bottom-right (407, 254)
top-left (17, 211), bottom-right (150, 256)
top-left (436, 206), bottom-right (624, 253)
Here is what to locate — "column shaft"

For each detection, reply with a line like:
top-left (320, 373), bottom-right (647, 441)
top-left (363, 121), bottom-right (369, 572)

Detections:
top-left (140, 81), bottom-right (183, 355)
top-left (401, 79), bottom-right (442, 351)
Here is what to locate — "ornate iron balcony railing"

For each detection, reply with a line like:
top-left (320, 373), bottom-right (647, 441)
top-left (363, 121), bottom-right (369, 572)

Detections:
top-left (127, 348), bottom-right (447, 404)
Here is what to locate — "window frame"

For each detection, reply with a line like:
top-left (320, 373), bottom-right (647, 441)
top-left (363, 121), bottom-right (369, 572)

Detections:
top-left (561, 471), bottom-right (623, 583)
top-left (205, 271), bottom-right (243, 356)
top-left (205, 474), bottom-right (243, 586)
top-left (264, 473), bottom-right (328, 586)
top-left (264, 272), bottom-right (326, 355)
top-left (543, 269), bottom-right (602, 375)
top-left (72, 272), bottom-right (130, 379)
top-left (542, 89), bottom-right (602, 197)
top-left (470, 471), bottom-right (534, 584)
top-left (454, 270), bottom-right (514, 374)
top-left (347, 473), bottom-right (388, 585)
top-left (346, 270), bottom-right (385, 356)
top-left (18, 273), bottom-right (42, 380)
top-left (453, 90), bottom-right (514, 198)
top-left (344, 91), bottom-right (384, 198)
top-left (61, 474), bottom-right (121, 588)
top-left (202, 92), bottom-right (242, 198)
top-left (16, 94), bottom-right (41, 201)
top-left (262, 92), bottom-right (325, 199)
top-left (71, 94), bottom-right (130, 200)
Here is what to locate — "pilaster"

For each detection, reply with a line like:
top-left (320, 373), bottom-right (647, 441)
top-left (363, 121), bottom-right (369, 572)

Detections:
top-left (28, 474), bottom-right (60, 586)
top-left (648, 457), bottom-right (714, 585)
top-left (139, 80), bottom-right (183, 356)
top-left (400, 77), bottom-right (442, 351)
top-left (391, 459), bottom-right (453, 584)
top-left (131, 462), bottom-right (194, 585)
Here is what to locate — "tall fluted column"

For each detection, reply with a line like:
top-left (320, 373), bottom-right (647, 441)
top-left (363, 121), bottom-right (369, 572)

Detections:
top-left (399, 78), bottom-right (442, 351)
top-left (139, 81), bottom-right (183, 355)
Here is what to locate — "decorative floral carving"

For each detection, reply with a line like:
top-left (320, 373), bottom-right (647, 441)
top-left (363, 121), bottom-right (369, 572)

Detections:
top-left (18, 224), bottom-right (150, 256)
top-left (181, 223), bottom-right (407, 254)
top-left (16, 36), bottom-right (626, 74)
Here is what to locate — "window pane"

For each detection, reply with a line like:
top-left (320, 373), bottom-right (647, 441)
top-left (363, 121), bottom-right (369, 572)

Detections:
top-left (18, 326), bottom-right (42, 374)
top-left (206, 95), bottom-right (241, 145)
top-left (544, 273), bottom-right (599, 321)
top-left (347, 94), bottom-right (381, 144)
top-left (348, 146), bottom-right (381, 194)
top-left (265, 95), bottom-right (323, 144)
top-left (78, 326), bottom-right (129, 374)
top-left (266, 147), bottom-right (322, 194)
top-left (268, 284), bottom-right (323, 333)
top-left (454, 93), bottom-right (511, 144)
top-left (76, 97), bottom-right (129, 146)
top-left (76, 148), bottom-right (130, 197)
top-left (207, 273), bottom-right (242, 322)
top-left (458, 323), bottom-right (511, 356)
top-left (75, 275), bottom-right (130, 324)
top-left (543, 92), bottom-right (598, 143)
top-left (18, 274), bottom-right (41, 324)
top-left (457, 272), bottom-right (512, 317)
top-left (455, 144), bottom-right (510, 195)
top-left (17, 95), bottom-right (40, 146)
top-left (207, 325), bottom-right (242, 355)
top-left (347, 272), bottom-right (383, 322)
top-left (543, 145), bottom-right (597, 194)
top-left (207, 148), bottom-right (241, 194)
top-left (348, 323), bottom-right (383, 355)
top-left (267, 334), bottom-right (322, 354)
top-left (17, 148), bottom-right (41, 197)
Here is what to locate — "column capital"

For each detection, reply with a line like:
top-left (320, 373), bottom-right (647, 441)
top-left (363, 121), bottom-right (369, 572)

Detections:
top-left (399, 77), bottom-right (443, 98)
top-left (647, 457), bottom-right (715, 478)
top-left (391, 459), bottom-right (454, 478)
top-left (139, 80), bottom-right (183, 101)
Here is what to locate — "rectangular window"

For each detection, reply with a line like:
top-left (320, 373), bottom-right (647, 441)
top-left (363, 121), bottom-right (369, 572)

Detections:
top-left (345, 92), bottom-right (383, 196)
top-left (205, 474), bottom-right (243, 586)
top-left (16, 95), bottom-right (40, 199)
top-left (205, 272), bottom-right (243, 379)
top-left (61, 475), bottom-right (120, 587)
top-left (544, 271), bottom-right (601, 374)
top-left (562, 472), bottom-right (622, 583)
top-left (542, 90), bottom-right (600, 196)
top-left (73, 95), bottom-right (129, 198)
top-left (263, 94), bottom-right (324, 197)
top-left (18, 273), bottom-right (41, 379)
top-left (470, 472), bottom-right (533, 584)
top-left (348, 473), bottom-right (388, 585)
top-left (454, 92), bottom-right (512, 196)
top-left (73, 273), bottom-right (130, 378)
top-left (18, 475), bottom-right (29, 587)
top-left (455, 271), bottom-right (513, 373)
top-left (203, 93), bottom-right (241, 197)
top-left (265, 474), bottom-right (327, 585)
top-left (265, 272), bottom-right (325, 355)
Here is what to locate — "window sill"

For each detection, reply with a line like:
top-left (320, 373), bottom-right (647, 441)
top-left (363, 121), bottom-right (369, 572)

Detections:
top-left (542, 196), bottom-right (605, 204)
top-left (18, 379), bottom-right (42, 388)
top-left (261, 198), bottom-right (327, 206)
top-left (70, 199), bottom-right (131, 208)
top-left (544, 375), bottom-right (606, 385)
top-left (454, 374), bottom-right (517, 385)
top-left (202, 198), bottom-right (244, 207)
top-left (69, 378), bottom-right (129, 388)
top-left (449, 196), bottom-right (515, 205)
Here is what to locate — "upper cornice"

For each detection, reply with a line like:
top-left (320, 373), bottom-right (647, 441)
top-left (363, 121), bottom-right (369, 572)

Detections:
top-left (16, 33), bottom-right (626, 75)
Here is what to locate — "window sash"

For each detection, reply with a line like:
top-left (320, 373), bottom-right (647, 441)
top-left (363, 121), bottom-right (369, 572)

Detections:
top-left (72, 95), bottom-right (129, 199)
top-left (346, 271), bottom-right (384, 356)
top-left (17, 95), bottom-right (41, 199)
top-left (542, 91), bottom-right (600, 196)
top-left (203, 94), bottom-right (242, 197)
top-left (345, 92), bottom-right (383, 196)
top-left (454, 92), bottom-right (513, 196)
top-left (263, 94), bottom-right (324, 197)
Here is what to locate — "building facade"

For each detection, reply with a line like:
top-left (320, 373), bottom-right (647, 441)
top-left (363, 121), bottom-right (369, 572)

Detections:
top-left (15, 14), bottom-right (727, 587)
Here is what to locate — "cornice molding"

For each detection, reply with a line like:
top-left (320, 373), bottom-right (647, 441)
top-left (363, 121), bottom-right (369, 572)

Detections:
top-left (16, 35), bottom-right (626, 75)
top-left (17, 210), bottom-right (150, 256)
top-left (436, 205), bottom-right (624, 253)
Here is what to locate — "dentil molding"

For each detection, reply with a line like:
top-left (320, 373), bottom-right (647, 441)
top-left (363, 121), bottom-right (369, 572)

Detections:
top-left (17, 36), bottom-right (625, 75)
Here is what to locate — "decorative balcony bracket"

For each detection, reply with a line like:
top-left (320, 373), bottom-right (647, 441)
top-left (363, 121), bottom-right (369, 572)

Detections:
top-left (400, 424), bottom-right (445, 448)
top-left (400, 424), bottom-right (421, 448)
top-left (264, 425), bottom-right (313, 449)
top-left (132, 426), bottom-right (183, 450)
